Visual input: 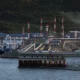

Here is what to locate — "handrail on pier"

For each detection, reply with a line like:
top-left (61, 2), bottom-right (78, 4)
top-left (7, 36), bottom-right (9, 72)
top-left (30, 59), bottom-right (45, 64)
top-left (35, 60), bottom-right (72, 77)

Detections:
top-left (20, 43), bottom-right (33, 52)
top-left (34, 43), bottom-right (43, 50)
top-left (20, 43), bottom-right (35, 53)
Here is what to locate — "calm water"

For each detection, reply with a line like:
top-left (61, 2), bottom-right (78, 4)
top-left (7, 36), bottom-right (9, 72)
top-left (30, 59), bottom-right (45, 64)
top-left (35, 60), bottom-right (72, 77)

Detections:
top-left (0, 58), bottom-right (80, 80)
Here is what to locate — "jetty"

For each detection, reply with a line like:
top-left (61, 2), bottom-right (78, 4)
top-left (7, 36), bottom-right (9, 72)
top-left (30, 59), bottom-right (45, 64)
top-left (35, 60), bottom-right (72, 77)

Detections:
top-left (18, 38), bottom-right (80, 68)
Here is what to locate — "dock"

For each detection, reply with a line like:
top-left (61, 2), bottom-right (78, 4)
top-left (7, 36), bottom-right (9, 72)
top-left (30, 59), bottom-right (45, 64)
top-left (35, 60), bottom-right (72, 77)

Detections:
top-left (18, 38), bottom-right (80, 68)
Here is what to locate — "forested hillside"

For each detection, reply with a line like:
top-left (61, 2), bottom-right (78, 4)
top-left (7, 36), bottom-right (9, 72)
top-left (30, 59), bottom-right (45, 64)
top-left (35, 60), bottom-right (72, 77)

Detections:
top-left (0, 0), bottom-right (80, 33)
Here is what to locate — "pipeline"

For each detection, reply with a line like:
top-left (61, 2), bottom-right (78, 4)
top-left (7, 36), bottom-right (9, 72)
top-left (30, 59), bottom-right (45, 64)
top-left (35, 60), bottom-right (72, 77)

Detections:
top-left (20, 43), bottom-right (35, 53)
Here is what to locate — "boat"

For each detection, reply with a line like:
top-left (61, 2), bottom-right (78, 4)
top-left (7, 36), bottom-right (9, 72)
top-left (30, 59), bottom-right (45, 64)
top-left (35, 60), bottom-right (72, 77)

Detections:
top-left (2, 35), bottom-right (22, 51)
top-left (0, 46), bottom-right (4, 54)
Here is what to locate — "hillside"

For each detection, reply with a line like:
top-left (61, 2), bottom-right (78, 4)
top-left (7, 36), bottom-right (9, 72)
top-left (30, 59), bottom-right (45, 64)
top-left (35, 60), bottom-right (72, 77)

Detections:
top-left (0, 0), bottom-right (80, 33)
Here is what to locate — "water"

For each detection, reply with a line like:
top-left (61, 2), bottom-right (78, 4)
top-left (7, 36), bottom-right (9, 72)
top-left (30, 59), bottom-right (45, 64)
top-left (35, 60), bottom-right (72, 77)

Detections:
top-left (0, 58), bottom-right (80, 80)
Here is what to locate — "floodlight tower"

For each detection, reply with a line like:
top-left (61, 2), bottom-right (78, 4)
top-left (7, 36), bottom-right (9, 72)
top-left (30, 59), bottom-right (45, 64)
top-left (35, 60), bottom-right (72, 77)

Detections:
top-left (54, 17), bottom-right (56, 37)
top-left (46, 24), bottom-right (49, 37)
top-left (40, 17), bottom-right (43, 37)
top-left (28, 22), bottom-right (30, 39)
top-left (61, 17), bottom-right (64, 38)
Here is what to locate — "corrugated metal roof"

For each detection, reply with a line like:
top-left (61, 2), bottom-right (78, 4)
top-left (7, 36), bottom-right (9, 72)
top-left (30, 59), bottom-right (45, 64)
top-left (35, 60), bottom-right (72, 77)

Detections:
top-left (9, 33), bottom-right (28, 37)
top-left (0, 33), bottom-right (46, 38)
top-left (0, 33), bottom-right (7, 37)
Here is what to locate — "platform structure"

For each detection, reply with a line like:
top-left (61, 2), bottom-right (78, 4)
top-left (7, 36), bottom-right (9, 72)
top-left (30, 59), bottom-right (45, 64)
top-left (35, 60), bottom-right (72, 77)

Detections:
top-left (18, 38), bottom-right (80, 68)
top-left (18, 51), bottom-right (80, 67)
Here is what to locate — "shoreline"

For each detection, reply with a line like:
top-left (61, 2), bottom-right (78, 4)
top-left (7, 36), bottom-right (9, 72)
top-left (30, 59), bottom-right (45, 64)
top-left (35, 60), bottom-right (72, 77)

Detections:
top-left (0, 57), bottom-right (80, 71)
top-left (1, 51), bottom-right (80, 71)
